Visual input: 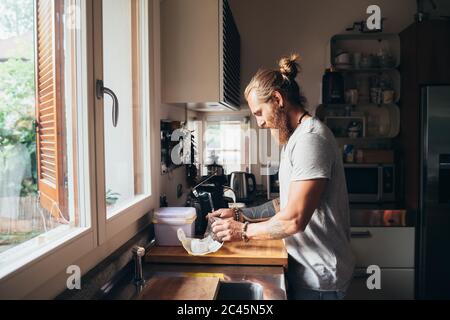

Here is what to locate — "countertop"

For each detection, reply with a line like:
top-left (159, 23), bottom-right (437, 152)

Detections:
top-left (349, 207), bottom-right (415, 227)
top-left (97, 235), bottom-right (288, 300)
top-left (98, 262), bottom-right (287, 300)
top-left (146, 239), bottom-right (288, 267)
top-left (88, 194), bottom-right (412, 300)
top-left (247, 193), bottom-right (414, 227)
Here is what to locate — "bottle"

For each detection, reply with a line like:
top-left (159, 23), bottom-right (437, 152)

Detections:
top-left (356, 149), bottom-right (364, 163)
top-left (322, 68), bottom-right (345, 105)
top-left (343, 144), bottom-right (355, 163)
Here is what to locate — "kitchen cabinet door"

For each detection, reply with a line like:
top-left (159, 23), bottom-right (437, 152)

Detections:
top-left (350, 227), bottom-right (415, 268)
top-left (417, 21), bottom-right (450, 84)
top-left (345, 268), bottom-right (414, 300)
top-left (161, 0), bottom-right (240, 110)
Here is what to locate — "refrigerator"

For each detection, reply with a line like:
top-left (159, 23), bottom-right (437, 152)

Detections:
top-left (418, 85), bottom-right (450, 299)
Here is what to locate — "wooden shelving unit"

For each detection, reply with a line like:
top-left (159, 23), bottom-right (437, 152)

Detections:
top-left (321, 33), bottom-right (401, 142)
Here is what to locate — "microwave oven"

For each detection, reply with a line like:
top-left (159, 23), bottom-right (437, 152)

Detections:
top-left (344, 164), bottom-right (395, 203)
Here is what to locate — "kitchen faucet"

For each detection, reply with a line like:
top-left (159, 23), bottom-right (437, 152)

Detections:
top-left (132, 246), bottom-right (145, 285)
top-left (191, 173), bottom-right (218, 211)
top-left (191, 173), bottom-right (216, 197)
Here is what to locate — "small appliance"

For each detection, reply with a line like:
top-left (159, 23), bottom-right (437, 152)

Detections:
top-left (229, 171), bottom-right (256, 203)
top-left (344, 163), bottom-right (395, 203)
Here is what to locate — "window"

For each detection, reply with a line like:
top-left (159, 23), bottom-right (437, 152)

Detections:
top-left (0, 0), bottom-right (91, 278)
top-left (0, 0), bottom-right (156, 297)
top-left (204, 116), bottom-right (251, 174)
top-left (93, 0), bottom-right (153, 243)
top-left (100, 0), bottom-right (151, 219)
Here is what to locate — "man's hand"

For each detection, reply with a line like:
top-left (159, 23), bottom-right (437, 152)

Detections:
top-left (211, 218), bottom-right (244, 242)
top-left (207, 208), bottom-right (234, 220)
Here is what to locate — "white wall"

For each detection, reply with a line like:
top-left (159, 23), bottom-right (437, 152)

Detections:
top-left (227, 0), bottom-right (417, 190)
top-left (228, 0), bottom-right (416, 111)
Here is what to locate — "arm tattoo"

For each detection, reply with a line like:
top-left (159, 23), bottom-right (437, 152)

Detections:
top-left (265, 218), bottom-right (290, 239)
top-left (241, 198), bottom-right (279, 222)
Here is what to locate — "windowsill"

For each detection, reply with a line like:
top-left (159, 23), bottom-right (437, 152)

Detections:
top-left (0, 225), bottom-right (90, 280)
top-left (106, 194), bottom-right (150, 220)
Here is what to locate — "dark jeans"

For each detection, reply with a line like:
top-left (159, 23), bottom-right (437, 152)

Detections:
top-left (286, 255), bottom-right (347, 300)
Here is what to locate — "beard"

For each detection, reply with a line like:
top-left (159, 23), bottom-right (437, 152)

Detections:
top-left (269, 107), bottom-right (295, 145)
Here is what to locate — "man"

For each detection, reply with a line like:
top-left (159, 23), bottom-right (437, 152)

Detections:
top-left (209, 54), bottom-right (355, 300)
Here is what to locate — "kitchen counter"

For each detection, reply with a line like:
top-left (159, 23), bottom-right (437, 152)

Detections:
top-left (98, 262), bottom-right (287, 300)
top-left (248, 193), bottom-right (415, 227)
top-left (146, 239), bottom-right (288, 267)
top-left (350, 206), bottom-right (415, 227)
top-left (83, 194), bottom-right (413, 300)
top-left (96, 237), bottom-right (288, 300)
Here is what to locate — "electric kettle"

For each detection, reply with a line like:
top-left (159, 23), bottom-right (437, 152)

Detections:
top-left (229, 171), bottom-right (257, 203)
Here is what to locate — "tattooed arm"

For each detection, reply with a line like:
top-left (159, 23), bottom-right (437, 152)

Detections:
top-left (246, 179), bottom-right (327, 240)
top-left (240, 198), bottom-right (280, 222)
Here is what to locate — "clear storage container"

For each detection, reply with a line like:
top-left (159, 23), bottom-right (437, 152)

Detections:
top-left (152, 207), bottom-right (197, 246)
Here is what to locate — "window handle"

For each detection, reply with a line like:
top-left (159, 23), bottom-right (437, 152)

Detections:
top-left (96, 80), bottom-right (119, 127)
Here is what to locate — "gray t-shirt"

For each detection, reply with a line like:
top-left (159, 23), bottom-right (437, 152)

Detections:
top-left (278, 116), bottom-right (355, 292)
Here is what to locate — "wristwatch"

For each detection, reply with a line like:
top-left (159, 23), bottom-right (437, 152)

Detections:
top-left (241, 221), bottom-right (250, 242)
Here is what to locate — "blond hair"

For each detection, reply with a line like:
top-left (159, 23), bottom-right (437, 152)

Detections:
top-left (244, 53), bottom-right (306, 107)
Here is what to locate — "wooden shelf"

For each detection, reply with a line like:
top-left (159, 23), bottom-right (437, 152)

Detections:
top-left (325, 116), bottom-right (366, 137)
top-left (330, 33), bottom-right (400, 69)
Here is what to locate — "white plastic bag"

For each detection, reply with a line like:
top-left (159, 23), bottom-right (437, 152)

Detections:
top-left (177, 216), bottom-right (223, 255)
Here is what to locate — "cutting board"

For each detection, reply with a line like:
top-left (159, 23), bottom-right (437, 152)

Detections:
top-left (137, 276), bottom-right (220, 300)
top-left (145, 239), bottom-right (288, 267)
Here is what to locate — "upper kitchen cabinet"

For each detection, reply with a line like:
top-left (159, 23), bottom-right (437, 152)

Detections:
top-left (400, 20), bottom-right (450, 85)
top-left (161, 0), bottom-right (241, 111)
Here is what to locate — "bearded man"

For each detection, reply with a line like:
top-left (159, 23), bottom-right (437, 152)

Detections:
top-left (209, 54), bottom-right (355, 300)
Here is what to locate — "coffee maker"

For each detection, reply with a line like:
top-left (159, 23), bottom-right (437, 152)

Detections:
top-left (186, 173), bottom-right (227, 236)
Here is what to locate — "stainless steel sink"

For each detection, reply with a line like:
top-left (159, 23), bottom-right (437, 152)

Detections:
top-left (96, 262), bottom-right (286, 300)
top-left (216, 281), bottom-right (264, 300)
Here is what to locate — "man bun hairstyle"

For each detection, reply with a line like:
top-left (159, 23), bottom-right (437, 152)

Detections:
top-left (278, 53), bottom-right (300, 80)
top-left (245, 53), bottom-right (306, 108)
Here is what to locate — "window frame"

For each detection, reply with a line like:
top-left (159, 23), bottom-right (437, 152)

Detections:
top-left (203, 113), bottom-right (252, 174)
top-left (0, 0), bottom-right (97, 297)
top-left (0, 0), bottom-right (159, 299)
top-left (92, 0), bottom-right (157, 245)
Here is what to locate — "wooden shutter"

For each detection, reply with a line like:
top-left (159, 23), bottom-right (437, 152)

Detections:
top-left (34, 0), bottom-right (65, 218)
